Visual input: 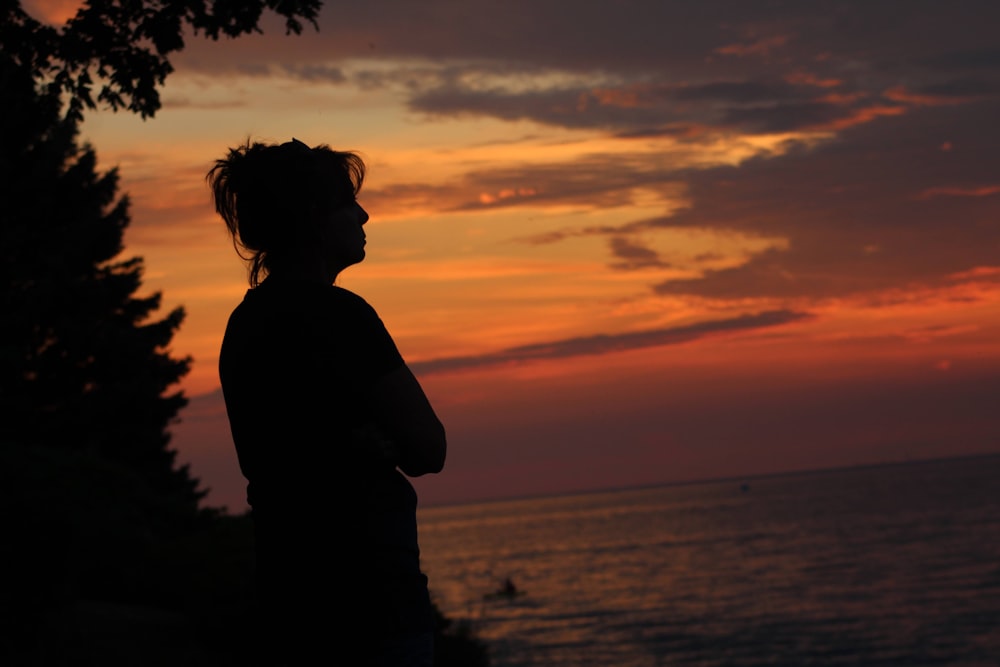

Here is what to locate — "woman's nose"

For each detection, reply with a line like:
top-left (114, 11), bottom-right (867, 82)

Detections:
top-left (358, 204), bottom-right (370, 225)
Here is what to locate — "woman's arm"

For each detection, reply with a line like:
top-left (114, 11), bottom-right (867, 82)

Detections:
top-left (366, 364), bottom-right (446, 477)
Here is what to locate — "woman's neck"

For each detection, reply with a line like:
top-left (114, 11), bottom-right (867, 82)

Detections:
top-left (267, 255), bottom-right (341, 285)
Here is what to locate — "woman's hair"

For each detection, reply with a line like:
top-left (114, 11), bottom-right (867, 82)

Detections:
top-left (207, 138), bottom-right (366, 286)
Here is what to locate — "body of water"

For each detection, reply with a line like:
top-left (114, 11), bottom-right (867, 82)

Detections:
top-left (417, 455), bottom-right (1000, 666)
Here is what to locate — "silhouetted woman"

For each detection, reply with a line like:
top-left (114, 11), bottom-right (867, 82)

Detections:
top-left (208, 138), bottom-right (446, 666)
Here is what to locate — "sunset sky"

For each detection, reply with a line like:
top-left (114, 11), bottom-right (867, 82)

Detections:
top-left (26, 1), bottom-right (1000, 510)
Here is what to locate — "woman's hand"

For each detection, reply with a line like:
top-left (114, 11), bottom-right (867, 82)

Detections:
top-left (349, 423), bottom-right (403, 467)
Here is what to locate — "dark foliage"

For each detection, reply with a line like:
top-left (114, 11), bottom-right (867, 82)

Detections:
top-left (1, 0), bottom-right (324, 120)
top-left (0, 444), bottom-right (489, 665)
top-left (432, 597), bottom-right (493, 667)
top-left (0, 53), bottom-right (201, 508)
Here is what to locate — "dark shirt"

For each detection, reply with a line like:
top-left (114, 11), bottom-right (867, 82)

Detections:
top-left (219, 277), bottom-right (432, 647)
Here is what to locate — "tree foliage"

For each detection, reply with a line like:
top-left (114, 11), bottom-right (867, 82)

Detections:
top-left (1, 0), bottom-right (324, 120)
top-left (0, 53), bottom-right (199, 506)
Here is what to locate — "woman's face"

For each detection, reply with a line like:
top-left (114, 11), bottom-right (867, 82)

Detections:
top-left (317, 198), bottom-right (369, 273)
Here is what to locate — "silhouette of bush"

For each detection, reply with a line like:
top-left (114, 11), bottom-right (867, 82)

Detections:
top-left (0, 441), bottom-right (213, 661)
top-left (432, 598), bottom-right (492, 667)
top-left (0, 443), bottom-right (489, 665)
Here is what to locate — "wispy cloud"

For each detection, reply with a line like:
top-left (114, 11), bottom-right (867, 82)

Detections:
top-left (410, 309), bottom-right (811, 374)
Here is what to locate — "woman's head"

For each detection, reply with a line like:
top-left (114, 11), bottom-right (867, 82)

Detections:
top-left (207, 138), bottom-right (367, 286)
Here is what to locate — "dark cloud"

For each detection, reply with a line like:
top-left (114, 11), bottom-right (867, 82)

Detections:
top-left (410, 309), bottom-right (811, 375)
top-left (671, 80), bottom-right (804, 103)
top-left (338, 3), bottom-right (999, 139)
top-left (176, 2), bottom-right (999, 76)
top-left (608, 236), bottom-right (671, 270)
top-left (406, 77), bottom-right (896, 135)
top-left (166, 1), bottom-right (1000, 162)
top-left (369, 92), bottom-right (1000, 301)
top-left (918, 48), bottom-right (1000, 71)
top-left (434, 94), bottom-right (998, 299)
top-left (368, 91), bottom-right (1000, 301)
top-left (280, 63), bottom-right (347, 83)
top-left (913, 79), bottom-right (1000, 99)
top-left (644, 98), bottom-right (1000, 298)
top-left (174, 1), bottom-right (750, 77)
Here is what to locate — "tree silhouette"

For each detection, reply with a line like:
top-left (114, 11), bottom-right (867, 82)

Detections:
top-left (0, 53), bottom-right (200, 508)
top-left (2, 0), bottom-right (323, 120)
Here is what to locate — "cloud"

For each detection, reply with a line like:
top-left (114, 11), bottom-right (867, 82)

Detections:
top-left (200, 3), bottom-right (1000, 75)
top-left (366, 93), bottom-right (1000, 302)
top-left (410, 309), bottom-right (811, 374)
top-left (643, 96), bottom-right (1000, 299)
top-left (170, 3), bottom-right (999, 99)
top-left (608, 236), bottom-right (672, 270)
top-left (884, 80), bottom-right (1000, 106)
top-left (418, 91), bottom-right (999, 302)
top-left (280, 63), bottom-right (347, 83)
top-left (714, 34), bottom-right (792, 58)
top-left (918, 185), bottom-right (1000, 200)
top-left (288, 4), bottom-right (1000, 141)
top-left (365, 154), bottom-right (688, 215)
top-left (405, 75), bottom-right (909, 135)
top-left (918, 48), bottom-right (1000, 71)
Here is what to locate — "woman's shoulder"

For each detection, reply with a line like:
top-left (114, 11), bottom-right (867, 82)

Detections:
top-left (244, 277), bottom-right (367, 305)
top-left (326, 283), bottom-right (367, 302)
top-left (327, 284), bottom-right (379, 313)
top-left (260, 280), bottom-right (385, 324)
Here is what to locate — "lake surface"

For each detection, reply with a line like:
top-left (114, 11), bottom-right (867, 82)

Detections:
top-left (417, 455), bottom-right (1000, 666)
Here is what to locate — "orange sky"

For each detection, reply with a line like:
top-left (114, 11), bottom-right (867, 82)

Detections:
top-left (26, 1), bottom-right (1000, 510)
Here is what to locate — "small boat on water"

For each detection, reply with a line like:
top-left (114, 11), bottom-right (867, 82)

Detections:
top-left (483, 577), bottom-right (525, 601)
